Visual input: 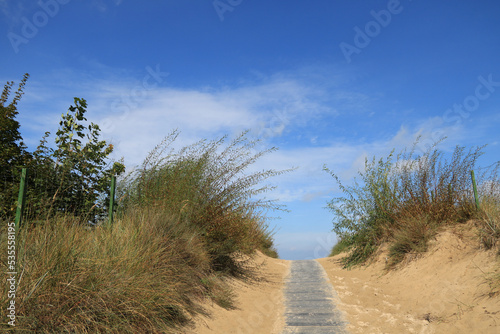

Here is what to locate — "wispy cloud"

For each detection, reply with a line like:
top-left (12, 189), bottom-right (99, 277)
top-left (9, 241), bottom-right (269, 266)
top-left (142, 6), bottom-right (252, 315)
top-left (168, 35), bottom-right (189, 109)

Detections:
top-left (17, 65), bottom-right (479, 206)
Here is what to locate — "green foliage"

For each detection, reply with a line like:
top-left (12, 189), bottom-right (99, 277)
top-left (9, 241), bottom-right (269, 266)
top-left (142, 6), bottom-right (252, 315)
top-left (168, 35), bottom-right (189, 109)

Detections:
top-left (26, 98), bottom-right (125, 222)
top-left (325, 138), bottom-right (500, 268)
top-left (0, 75), bottom-right (286, 332)
top-left (119, 130), bottom-right (288, 273)
top-left (387, 215), bottom-right (435, 267)
top-left (0, 73), bottom-right (31, 218)
top-left (0, 74), bottom-right (124, 223)
top-left (329, 237), bottom-right (353, 257)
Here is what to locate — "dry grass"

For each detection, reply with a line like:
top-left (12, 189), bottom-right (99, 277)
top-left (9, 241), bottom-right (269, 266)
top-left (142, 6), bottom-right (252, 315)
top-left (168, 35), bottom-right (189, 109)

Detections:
top-left (117, 130), bottom-right (285, 274)
top-left (476, 196), bottom-right (500, 294)
top-left (1, 210), bottom-right (217, 333)
top-left (0, 131), bottom-right (286, 332)
top-left (325, 139), bottom-right (500, 268)
top-left (476, 196), bottom-right (500, 250)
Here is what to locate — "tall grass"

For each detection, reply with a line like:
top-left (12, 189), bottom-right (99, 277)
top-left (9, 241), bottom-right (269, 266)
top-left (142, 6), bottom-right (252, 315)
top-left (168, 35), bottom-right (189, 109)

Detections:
top-left (0, 130), bottom-right (287, 332)
top-left (477, 195), bottom-right (500, 250)
top-left (325, 139), bottom-right (500, 268)
top-left (1, 212), bottom-right (213, 332)
top-left (118, 130), bottom-right (285, 273)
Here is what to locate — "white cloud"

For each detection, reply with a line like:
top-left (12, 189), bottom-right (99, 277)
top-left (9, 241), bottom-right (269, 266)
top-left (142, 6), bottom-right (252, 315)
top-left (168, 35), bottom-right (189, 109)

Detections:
top-left (17, 66), bottom-right (475, 208)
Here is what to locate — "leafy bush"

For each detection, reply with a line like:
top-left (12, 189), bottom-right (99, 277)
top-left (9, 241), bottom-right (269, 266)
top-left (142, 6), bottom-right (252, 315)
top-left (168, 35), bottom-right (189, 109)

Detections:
top-left (0, 75), bottom-right (287, 332)
top-left (325, 139), bottom-right (500, 267)
top-left (25, 97), bottom-right (125, 222)
top-left (1, 74), bottom-right (124, 223)
top-left (329, 237), bottom-right (354, 257)
top-left (387, 215), bottom-right (435, 267)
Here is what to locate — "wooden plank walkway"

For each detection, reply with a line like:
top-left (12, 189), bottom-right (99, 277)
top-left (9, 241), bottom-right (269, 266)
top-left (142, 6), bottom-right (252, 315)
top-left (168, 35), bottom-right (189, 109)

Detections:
top-left (282, 260), bottom-right (348, 334)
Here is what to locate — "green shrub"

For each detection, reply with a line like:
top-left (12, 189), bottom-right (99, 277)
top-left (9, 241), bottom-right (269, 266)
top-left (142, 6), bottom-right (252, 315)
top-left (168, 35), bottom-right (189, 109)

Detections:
top-left (0, 130), bottom-right (289, 332)
top-left (325, 138), bottom-right (500, 268)
top-left (329, 237), bottom-right (352, 257)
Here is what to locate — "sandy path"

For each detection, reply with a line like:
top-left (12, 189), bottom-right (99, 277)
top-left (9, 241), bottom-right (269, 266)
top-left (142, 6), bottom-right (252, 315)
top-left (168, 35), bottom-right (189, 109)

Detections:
top-left (188, 224), bottom-right (499, 333)
top-left (187, 251), bottom-right (289, 334)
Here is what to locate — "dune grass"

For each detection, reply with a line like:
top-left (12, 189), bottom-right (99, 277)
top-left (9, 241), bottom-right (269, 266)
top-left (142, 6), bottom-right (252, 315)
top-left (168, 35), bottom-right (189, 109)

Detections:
top-left (325, 139), bottom-right (500, 268)
top-left (1, 211), bottom-right (215, 333)
top-left (116, 130), bottom-right (284, 272)
top-left (0, 131), bottom-right (286, 332)
top-left (477, 195), bottom-right (500, 250)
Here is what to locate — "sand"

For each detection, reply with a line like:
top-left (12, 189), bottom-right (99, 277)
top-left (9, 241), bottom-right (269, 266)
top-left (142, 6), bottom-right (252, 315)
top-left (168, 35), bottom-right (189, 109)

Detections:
top-left (187, 251), bottom-right (289, 334)
top-left (317, 223), bottom-right (500, 333)
top-left (188, 223), bottom-right (499, 333)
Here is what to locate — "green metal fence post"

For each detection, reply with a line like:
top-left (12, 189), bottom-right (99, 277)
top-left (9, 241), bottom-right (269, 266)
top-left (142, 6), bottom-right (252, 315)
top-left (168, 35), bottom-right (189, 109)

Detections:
top-left (108, 175), bottom-right (116, 227)
top-left (470, 170), bottom-right (480, 210)
top-left (14, 168), bottom-right (27, 232)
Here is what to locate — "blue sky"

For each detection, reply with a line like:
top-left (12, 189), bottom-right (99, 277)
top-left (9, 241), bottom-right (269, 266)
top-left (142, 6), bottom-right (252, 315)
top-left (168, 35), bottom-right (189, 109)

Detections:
top-left (1, 0), bottom-right (500, 260)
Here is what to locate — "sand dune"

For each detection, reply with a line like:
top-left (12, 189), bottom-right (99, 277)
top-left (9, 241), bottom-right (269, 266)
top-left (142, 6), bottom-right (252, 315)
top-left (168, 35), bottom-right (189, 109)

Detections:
top-left (189, 223), bottom-right (499, 333)
top-left (318, 223), bottom-right (499, 333)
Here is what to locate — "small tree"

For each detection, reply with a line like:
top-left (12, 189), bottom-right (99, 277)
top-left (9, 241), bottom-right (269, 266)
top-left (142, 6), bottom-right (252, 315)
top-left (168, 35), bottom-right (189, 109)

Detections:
top-left (0, 74), bottom-right (124, 223)
top-left (0, 73), bottom-right (31, 218)
top-left (26, 98), bottom-right (125, 222)
top-left (41, 97), bottom-right (125, 221)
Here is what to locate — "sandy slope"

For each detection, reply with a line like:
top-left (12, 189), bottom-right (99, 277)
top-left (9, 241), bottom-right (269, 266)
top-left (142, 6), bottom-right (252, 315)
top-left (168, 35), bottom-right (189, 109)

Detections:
top-left (317, 223), bottom-right (500, 333)
top-left (187, 223), bottom-right (499, 333)
top-left (187, 251), bottom-right (289, 334)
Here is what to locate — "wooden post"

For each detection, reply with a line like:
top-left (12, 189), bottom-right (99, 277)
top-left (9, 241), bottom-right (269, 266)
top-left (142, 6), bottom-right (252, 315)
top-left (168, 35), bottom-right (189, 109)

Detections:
top-left (108, 175), bottom-right (116, 227)
top-left (14, 168), bottom-right (27, 232)
top-left (470, 170), bottom-right (480, 210)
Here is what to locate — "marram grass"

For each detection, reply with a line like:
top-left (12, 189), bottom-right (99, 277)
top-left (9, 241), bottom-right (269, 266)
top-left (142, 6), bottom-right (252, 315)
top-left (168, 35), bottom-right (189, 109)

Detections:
top-left (0, 131), bottom-right (287, 333)
top-left (325, 139), bottom-right (500, 268)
